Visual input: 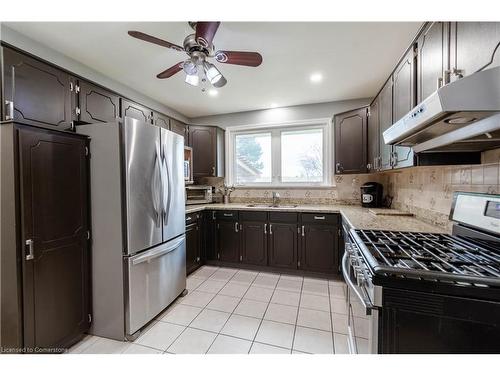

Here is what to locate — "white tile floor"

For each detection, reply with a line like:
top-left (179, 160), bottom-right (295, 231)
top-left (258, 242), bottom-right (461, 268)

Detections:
top-left (67, 265), bottom-right (350, 354)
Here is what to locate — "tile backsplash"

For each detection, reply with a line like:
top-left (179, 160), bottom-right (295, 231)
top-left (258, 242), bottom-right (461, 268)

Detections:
top-left (227, 148), bottom-right (500, 231)
top-left (229, 173), bottom-right (389, 206)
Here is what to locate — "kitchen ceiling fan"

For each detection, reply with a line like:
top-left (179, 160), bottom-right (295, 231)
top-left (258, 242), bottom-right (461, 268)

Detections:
top-left (128, 22), bottom-right (263, 90)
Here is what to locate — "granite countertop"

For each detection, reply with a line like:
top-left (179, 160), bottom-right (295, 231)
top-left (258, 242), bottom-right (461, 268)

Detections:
top-left (185, 203), bottom-right (448, 233)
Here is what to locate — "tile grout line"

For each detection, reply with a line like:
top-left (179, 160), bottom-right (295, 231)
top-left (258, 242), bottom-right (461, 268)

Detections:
top-left (165, 266), bottom-right (234, 354)
top-left (203, 267), bottom-right (251, 353)
top-left (290, 274), bottom-right (304, 353)
top-left (247, 273), bottom-right (280, 353)
top-left (328, 273), bottom-right (335, 354)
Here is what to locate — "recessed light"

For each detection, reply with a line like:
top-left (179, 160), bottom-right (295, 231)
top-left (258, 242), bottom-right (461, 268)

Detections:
top-left (310, 73), bottom-right (323, 83)
top-left (270, 103), bottom-right (278, 108)
top-left (208, 89), bottom-right (218, 97)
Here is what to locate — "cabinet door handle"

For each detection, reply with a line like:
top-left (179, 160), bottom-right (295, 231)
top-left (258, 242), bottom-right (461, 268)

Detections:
top-left (211, 166), bottom-right (216, 176)
top-left (186, 216), bottom-right (192, 221)
top-left (314, 216), bottom-right (325, 220)
top-left (437, 76), bottom-right (444, 90)
top-left (235, 222), bottom-right (239, 233)
top-left (264, 223), bottom-right (267, 234)
top-left (301, 225), bottom-right (305, 237)
top-left (25, 239), bottom-right (34, 261)
top-left (5, 100), bottom-right (14, 120)
top-left (335, 162), bottom-right (341, 174)
top-left (269, 224), bottom-right (273, 235)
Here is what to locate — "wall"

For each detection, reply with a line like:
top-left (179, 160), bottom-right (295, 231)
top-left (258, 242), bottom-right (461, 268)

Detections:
top-left (189, 98), bottom-right (371, 128)
top-left (0, 25), bottom-right (189, 123)
top-left (381, 148), bottom-right (500, 231)
top-left (228, 148), bottom-right (500, 232)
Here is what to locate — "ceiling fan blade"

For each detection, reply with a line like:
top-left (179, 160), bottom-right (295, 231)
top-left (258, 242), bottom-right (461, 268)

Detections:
top-left (157, 62), bottom-right (184, 79)
top-left (195, 22), bottom-right (220, 48)
top-left (128, 31), bottom-right (184, 52)
top-left (214, 51), bottom-right (263, 67)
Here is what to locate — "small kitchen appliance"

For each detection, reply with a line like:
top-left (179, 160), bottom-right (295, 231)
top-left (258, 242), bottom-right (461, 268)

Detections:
top-left (186, 185), bottom-right (213, 205)
top-left (360, 182), bottom-right (383, 207)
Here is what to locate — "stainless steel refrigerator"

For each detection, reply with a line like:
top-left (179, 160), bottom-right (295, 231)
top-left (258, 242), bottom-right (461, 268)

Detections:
top-left (77, 117), bottom-right (186, 340)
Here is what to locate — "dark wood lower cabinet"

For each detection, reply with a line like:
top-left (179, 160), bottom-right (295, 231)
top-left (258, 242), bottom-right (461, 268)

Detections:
top-left (240, 221), bottom-right (267, 266)
top-left (196, 210), bottom-right (340, 276)
top-left (217, 220), bottom-right (240, 263)
top-left (18, 125), bottom-right (91, 351)
top-left (185, 222), bottom-right (201, 275)
top-left (204, 211), bottom-right (217, 261)
top-left (268, 223), bottom-right (298, 269)
top-left (299, 224), bottom-right (338, 273)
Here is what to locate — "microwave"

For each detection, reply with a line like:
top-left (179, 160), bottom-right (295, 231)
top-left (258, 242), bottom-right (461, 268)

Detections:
top-left (186, 185), bottom-right (213, 205)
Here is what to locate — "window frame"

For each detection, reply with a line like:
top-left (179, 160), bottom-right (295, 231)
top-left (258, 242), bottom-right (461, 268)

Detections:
top-left (226, 118), bottom-right (333, 188)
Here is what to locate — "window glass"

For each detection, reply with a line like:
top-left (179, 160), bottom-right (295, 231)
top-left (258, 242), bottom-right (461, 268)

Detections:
top-left (235, 132), bottom-right (272, 184)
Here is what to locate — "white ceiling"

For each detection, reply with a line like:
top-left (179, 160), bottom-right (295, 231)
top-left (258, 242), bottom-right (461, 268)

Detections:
top-left (4, 22), bottom-right (422, 118)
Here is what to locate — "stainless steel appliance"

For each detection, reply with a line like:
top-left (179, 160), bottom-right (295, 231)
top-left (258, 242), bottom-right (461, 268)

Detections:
top-left (186, 185), bottom-right (213, 205)
top-left (77, 117), bottom-right (186, 340)
top-left (343, 191), bottom-right (500, 353)
top-left (360, 182), bottom-right (383, 208)
top-left (383, 66), bottom-right (500, 153)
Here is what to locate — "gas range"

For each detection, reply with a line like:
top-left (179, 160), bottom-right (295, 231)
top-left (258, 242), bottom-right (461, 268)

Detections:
top-left (342, 192), bottom-right (500, 354)
top-left (351, 229), bottom-right (500, 287)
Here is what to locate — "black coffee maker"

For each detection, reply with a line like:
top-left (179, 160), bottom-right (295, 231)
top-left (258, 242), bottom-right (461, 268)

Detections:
top-left (360, 182), bottom-right (383, 208)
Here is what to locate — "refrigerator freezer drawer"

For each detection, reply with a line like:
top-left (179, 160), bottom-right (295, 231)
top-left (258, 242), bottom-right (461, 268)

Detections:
top-left (125, 236), bottom-right (186, 336)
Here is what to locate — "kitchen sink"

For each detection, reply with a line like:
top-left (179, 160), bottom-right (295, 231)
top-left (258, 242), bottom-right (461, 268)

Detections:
top-left (245, 204), bottom-right (298, 208)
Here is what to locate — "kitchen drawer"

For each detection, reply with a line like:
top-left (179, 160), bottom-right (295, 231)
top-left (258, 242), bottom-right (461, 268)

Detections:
top-left (240, 211), bottom-right (268, 222)
top-left (185, 212), bottom-right (201, 225)
top-left (269, 212), bottom-right (298, 223)
top-left (215, 210), bottom-right (239, 221)
top-left (301, 213), bottom-right (340, 225)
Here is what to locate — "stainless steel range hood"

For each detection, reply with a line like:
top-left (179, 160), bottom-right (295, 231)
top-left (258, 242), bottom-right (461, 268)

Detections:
top-left (383, 66), bottom-right (500, 152)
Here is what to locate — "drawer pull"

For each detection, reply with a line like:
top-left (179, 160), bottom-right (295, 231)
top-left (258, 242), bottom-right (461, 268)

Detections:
top-left (186, 216), bottom-right (192, 221)
top-left (314, 216), bottom-right (326, 220)
top-left (223, 213), bottom-right (233, 217)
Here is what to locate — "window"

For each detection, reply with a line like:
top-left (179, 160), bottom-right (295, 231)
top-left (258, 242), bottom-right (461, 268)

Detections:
top-left (281, 128), bottom-right (323, 183)
top-left (227, 119), bottom-right (332, 187)
top-left (235, 132), bottom-right (272, 184)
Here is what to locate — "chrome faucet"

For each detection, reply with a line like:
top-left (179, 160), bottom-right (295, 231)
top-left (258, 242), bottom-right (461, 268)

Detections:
top-left (272, 191), bottom-right (280, 206)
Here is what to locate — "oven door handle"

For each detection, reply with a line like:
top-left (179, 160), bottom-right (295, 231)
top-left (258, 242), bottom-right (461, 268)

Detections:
top-left (342, 252), bottom-right (375, 316)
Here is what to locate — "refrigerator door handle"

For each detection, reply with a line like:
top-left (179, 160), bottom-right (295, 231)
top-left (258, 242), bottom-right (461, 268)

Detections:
top-left (131, 236), bottom-right (185, 265)
top-left (152, 142), bottom-right (162, 227)
top-left (161, 155), bottom-right (171, 225)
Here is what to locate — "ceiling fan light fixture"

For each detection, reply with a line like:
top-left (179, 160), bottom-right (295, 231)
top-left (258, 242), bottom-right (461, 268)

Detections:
top-left (203, 62), bottom-right (225, 86)
top-left (212, 75), bottom-right (227, 88)
top-left (183, 60), bottom-right (198, 76)
top-left (185, 73), bottom-right (199, 86)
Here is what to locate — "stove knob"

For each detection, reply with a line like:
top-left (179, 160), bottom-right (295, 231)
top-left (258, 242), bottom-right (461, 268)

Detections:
top-left (356, 272), bottom-right (367, 287)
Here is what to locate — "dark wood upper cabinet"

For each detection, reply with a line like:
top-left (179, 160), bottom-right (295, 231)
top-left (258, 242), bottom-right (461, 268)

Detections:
top-left (189, 125), bottom-right (217, 179)
top-left (121, 99), bottom-right (152, 124)
top-left (2, 48), bottom-right (73, 129)
top-left (334, 107), bottom-right (368, 174)
top-left (78, 80), bottom-right (120, 124)
top-left (417, 22), bottom-right (448, 103)
top-left (170, 118), bottom-right (188, 139)
top-left (217, 220), bottom-right (240, 263)
top-left (450, 22), bottom-right (500, 79)
top-left (392, 47), bottom-right (416, 169)
top-left (17, 125), bottom-right (90, 350)
top-left (299, 223), bottom-right (338, 274)
top-left (152, 111), bottom-right (170, 129)
top-left (367, 97), bottom-right (380, 172)
top-left (240, 221), bottom-right (267, 266)
top-left (378, 78), bottom-right (393, 171)
top-left (268, 222), bottom-right (298, 269)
